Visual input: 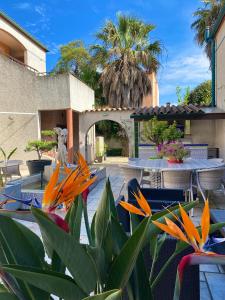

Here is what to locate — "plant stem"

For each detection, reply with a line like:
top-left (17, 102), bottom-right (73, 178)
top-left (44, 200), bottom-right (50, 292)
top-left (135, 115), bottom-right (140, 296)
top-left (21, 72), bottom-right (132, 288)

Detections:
top-left (151, 252), bottom-right (177, 290)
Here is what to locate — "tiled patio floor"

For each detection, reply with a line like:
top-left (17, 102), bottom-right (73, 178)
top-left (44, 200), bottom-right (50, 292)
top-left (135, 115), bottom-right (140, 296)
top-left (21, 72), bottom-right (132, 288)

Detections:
top-left (18, 161), bottom-right (225, 299)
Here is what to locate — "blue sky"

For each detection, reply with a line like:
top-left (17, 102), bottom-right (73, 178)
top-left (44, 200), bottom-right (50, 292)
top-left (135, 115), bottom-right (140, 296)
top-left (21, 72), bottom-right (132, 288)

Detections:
top-left (1, 0), bottom-right (211, 105)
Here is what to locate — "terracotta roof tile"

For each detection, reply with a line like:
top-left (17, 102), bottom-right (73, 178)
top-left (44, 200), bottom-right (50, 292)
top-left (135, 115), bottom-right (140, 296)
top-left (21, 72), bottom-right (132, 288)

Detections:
top-left (131, 103), bottom-right (205, 119)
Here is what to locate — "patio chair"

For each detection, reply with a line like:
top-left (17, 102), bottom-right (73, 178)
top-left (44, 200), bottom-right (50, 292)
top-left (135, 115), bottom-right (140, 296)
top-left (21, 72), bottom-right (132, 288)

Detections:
top-left (1, 161), bottom-right (22, 180)
top-left (196, 167), bottom-right (225, 201)
top-left (161, 169), bottom-right (194, 215)
top-left (119, 164), bottom-right (142, 195)
top-left (119, 165), bottom-right (150, 195)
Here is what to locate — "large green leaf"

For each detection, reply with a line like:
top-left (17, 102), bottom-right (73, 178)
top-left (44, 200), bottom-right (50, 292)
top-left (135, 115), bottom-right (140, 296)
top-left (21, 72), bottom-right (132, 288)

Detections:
top-left (3, 265), bottom-right (86, 300)
top-left (0, 293), bottom-right (18, 300)
top-left (65, 196), bottom-right (83, 241)
top-left (31, 207), bottom-right (97, 294)
top-left (0, 215), bottom-right (49, 300)
top-left (15, 222), bottom-right (45, 261)
top-left (132, 252), bottom-right (153, 300)
top-left (111, 216), bottom-right (128, 254)
top-left (107, 217), bottom-right (151, 289)
top-left (94, 180), bottom-right (118, 248)
top-left (83, 289), bottom-right (122, 300)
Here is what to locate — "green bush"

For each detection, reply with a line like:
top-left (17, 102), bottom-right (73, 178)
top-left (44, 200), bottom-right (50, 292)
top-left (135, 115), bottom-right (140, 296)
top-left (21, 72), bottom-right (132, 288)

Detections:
top-left (106, 148), bottom-right (122, 156)
top-left (25, 130), bottom-right (57, 160)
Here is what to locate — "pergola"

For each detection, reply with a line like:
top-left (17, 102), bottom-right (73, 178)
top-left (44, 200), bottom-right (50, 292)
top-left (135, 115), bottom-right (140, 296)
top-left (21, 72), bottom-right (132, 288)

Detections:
top-left (130, 103), bottom-right (225, 157)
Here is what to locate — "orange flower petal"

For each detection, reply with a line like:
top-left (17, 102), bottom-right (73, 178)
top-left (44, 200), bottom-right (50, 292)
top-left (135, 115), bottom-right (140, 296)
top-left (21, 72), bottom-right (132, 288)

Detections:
top-left (165, 217), bottom-right (189, 243)
top-left (119, 201), bottom-right (145, 216)
top-left (152, 220), bottom-right (186, 241)
top-left (179, 204), bottom-right (201, 244)
top-left (133, 190), bottom-right (151, 216)
top-left (43, 164), bottom-right (60, 206)
top-left (201, 200), bottom-right (210, 245)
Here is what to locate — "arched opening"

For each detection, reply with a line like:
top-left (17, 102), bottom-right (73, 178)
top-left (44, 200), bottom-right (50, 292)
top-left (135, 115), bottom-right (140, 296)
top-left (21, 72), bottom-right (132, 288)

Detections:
top-left (0, 29), bottom-right (26, 63)
top-left (85, 119), bottom-right (129, 163)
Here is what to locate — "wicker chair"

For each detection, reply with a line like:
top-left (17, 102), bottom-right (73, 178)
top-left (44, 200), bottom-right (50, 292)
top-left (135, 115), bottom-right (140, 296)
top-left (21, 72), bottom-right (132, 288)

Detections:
top-left (119, 165), bottom-right (149, 195)
top-left (1, 160), bottom-right (22, 180)
top-left (161, 169), bottom-right (193, 206)
top-left (196, 167), bottom-right (225, 201)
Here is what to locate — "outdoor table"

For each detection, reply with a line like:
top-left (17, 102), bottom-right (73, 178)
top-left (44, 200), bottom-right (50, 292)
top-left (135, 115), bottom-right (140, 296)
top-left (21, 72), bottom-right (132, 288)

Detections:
top-left (128, 158), bottom-right (225, 171)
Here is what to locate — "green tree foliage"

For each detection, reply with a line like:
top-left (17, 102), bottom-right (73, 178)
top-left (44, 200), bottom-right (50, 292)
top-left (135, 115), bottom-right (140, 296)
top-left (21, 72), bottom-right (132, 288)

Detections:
top-left (52, 40), bottom-right (105, 106)
top-left (142, 117), bottom-right (183, 145)
top-left (91, 14), bottom-right (162, 107)
top-left (191, 0), bottom-right (225, 60)
top-left (188, 80), bottom-right (212, 106)
top-left (176, 86), bottom-right (191, 104)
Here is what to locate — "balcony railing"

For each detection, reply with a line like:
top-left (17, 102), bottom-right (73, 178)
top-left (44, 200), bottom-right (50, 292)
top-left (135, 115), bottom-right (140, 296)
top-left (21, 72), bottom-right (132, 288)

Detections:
top-left (0, 52), bottom-right (39, 74)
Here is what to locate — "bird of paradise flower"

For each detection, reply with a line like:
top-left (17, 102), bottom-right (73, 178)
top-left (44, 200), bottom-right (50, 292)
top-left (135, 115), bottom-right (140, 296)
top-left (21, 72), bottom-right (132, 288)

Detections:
top-left (120, 191), bottom-right (225, 300)
top-left (43, 152), bottom-right (95, 212)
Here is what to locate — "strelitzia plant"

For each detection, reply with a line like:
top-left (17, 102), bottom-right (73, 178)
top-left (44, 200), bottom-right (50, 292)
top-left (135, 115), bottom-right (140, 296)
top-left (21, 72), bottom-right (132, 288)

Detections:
top-left (153, 200), bottom-right (225, 300)
top-left (0, 160), bottom-right (224, 300)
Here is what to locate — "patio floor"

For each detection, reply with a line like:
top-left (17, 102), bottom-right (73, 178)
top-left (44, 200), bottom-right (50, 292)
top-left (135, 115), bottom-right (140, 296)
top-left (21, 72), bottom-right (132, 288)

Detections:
top-left (17, 161), bottom-right (225, 299)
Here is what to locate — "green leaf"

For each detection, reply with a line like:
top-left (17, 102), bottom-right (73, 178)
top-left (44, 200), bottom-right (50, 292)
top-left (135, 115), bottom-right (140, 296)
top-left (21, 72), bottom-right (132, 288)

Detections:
top-left (0, 283), bottom-right (7, 293)
top-left (94, 180), bottom-right (116, 247)
top-left (15, 222), bottom-right (45, 261)
top-left (32, 207), bottom-right (97, 294)
top-left (7, 148), bottom-right (17, 160)
top-left (66, 196), bottom-right (83, 241)
top-left (107, 217), bottom-right (151, 289)
top-left (0, 293), bottom-right (18, 300)
top-left (132, 252), bottom-right (153, 300)
top-left (0, 215), bottom-right (49, 300)
top-left (3, 265), bottom-right (86, 300)
top-left (111, 216), bottom-right (128, 254)
top-left (83, 289), bottom-right (122, 300)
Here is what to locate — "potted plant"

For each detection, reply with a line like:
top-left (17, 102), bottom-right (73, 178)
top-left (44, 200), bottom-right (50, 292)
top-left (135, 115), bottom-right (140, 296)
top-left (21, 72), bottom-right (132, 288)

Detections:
top-left (0, 146), bottom-right (18, 189)
top-left (158, 142), bottom-right (189, 163)
top-left (95, 150), bottom-right (103, 163)
top-left (25, 130), bottom-right (57, 175)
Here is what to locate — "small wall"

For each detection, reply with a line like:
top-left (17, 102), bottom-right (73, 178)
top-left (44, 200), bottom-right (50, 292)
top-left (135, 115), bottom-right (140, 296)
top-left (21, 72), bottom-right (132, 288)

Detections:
top-left (190, 120), bottom-right (216, 146)
top-left (215, 119), bottom-right (225, 159)
top-left (0, 113), bottom-right (40, 160)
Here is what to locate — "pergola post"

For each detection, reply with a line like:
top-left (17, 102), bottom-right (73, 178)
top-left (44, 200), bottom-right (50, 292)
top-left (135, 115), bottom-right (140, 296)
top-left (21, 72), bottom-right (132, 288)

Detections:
top-left (134, 121), bottom-right (139, 158)
top-left (66, 108), bottom-right (74, 163)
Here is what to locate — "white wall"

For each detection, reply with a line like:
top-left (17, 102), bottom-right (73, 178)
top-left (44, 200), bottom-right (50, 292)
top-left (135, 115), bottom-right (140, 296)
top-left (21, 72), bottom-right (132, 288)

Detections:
top-left (0, 15), bottom-right (46, 72)
top-left (190, 120), bottom-right (216, 146)
top-left (215, 18), bottom-right (225, 110)
top-left (69, 74), bottom-right (95, 112)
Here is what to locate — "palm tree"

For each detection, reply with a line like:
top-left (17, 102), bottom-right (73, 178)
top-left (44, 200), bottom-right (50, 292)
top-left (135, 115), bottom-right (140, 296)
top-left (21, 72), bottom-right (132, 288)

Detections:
top-left (191, 0), bottom-right (225, 60)
top-left (91, 14), bottom-right (162, 108)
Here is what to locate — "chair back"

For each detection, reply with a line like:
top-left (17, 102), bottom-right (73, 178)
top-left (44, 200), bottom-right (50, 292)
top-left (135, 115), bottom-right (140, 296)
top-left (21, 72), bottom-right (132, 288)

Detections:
top-left (1, 164), bottom-right (21, 177)
top-left (119, 165), bottom-right (142, 185)
top-left (197, 167), bottom-right (225, 190)
top-left (161, 169), bottom-right (192, 190)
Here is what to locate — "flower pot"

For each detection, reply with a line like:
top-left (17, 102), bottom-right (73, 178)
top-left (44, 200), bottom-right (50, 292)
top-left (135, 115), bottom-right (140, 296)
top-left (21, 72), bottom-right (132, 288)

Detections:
top-left (167, 157), bottom-right (183, 163)
top-left (27, 159), bottom-right (52, 175)
top-left (95, 156), bottom-right (103, 163)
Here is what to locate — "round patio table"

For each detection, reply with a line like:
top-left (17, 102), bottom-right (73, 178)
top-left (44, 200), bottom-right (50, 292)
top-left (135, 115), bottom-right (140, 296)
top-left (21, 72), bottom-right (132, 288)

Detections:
top-left (128, 158), bottom-right (225, 171)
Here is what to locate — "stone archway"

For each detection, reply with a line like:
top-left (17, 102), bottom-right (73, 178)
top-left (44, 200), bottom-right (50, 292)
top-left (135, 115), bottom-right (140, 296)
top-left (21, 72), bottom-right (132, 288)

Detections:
top-left (79, 108), bottom-right (134, 162)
